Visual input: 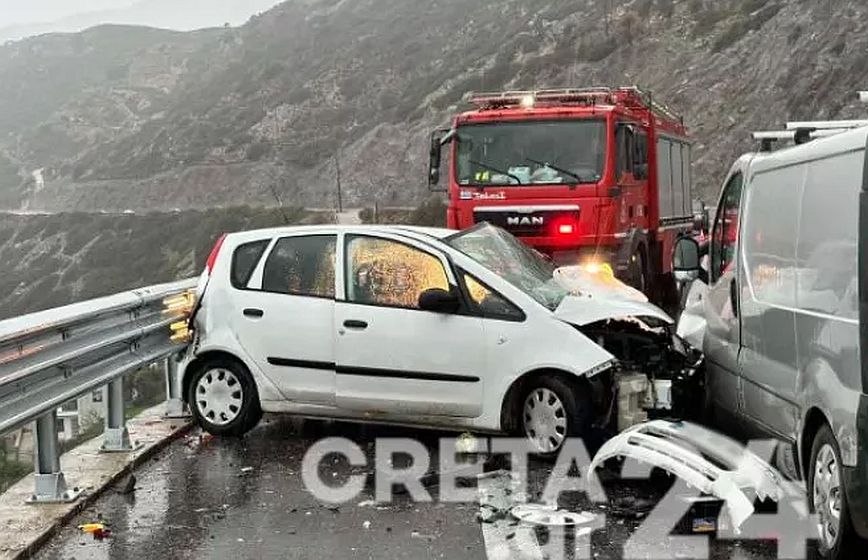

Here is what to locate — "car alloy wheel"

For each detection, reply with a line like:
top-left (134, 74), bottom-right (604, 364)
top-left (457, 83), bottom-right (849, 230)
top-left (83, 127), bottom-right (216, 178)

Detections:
top-left (523, 387), bottom-right (568, 454)
top-left (194, 368), bottom-right (244, 426)
top-left (813, 443), bottom-right (843, 551)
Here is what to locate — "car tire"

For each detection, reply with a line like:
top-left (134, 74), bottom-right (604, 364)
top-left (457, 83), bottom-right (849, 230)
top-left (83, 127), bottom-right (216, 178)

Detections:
top-left (628, 248), bottom-right (649, 296)
top-left (519, 374), bottom-right (591, 459)
top-left (187, 358), bottom-right (262, 437)
top-left (808, 424), bottom-right (862, 559)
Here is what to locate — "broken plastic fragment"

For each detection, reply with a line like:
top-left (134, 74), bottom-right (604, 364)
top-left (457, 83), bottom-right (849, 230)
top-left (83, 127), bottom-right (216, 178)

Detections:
top-left (510, 504), bottom-right (597, 529)
top-left (588, 420), bottom-right (783, 530)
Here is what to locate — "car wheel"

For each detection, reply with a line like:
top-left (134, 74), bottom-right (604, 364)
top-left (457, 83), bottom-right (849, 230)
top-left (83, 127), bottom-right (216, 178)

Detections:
top-left (808, 425), bottom-right (861, 559)
top-left (520, 375), bottom-right (591, 458)
top-left (188, 358), bottom-right (262, 437)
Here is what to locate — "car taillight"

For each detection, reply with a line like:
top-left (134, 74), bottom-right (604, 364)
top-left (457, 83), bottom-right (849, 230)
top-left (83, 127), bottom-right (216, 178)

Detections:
top-left (205, 234), bottom-right (227, 275)
top-left (557, 223), bottom-right (575, 235)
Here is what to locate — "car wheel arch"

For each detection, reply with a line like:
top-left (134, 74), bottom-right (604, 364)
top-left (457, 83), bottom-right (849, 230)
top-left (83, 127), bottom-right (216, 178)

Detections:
top-left (801, 407), bottom-right (831, 479)
top-left (499, 368), bottom-right (590, 434)
top-left (182, 350), bottom-right (253, 404)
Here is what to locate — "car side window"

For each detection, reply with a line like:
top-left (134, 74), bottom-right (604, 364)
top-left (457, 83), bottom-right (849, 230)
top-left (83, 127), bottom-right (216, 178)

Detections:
top-left (345, 236), bottom-right (449, 309)
top-left (262, 235), bottom-right (336, 298)
top-left (231, 240), bottom-right (270, 289)
top-left (462, 272), bottom-right (524, 321)
top-left (710, 172), bottom-right (744, 283)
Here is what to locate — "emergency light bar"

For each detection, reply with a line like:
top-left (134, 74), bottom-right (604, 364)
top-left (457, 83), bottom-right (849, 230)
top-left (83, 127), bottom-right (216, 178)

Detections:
top-left (467, 86), bottom-right (682, 123)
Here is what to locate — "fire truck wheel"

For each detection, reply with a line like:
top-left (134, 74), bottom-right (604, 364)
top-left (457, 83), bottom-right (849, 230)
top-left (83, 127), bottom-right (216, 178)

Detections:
top-left (628, 249), bottom-right (649, 295)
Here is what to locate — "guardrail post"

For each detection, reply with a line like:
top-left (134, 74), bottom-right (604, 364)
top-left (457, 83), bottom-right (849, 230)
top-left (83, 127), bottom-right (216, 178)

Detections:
top-left (27, 411), bottom-right (81, 503)
top-left (164, 354), bottom-right (189, 418)
top-left (100, 378), bottom-right (140, 452)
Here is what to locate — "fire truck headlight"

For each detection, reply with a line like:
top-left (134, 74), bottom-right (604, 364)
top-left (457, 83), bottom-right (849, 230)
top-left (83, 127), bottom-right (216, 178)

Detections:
top-left (580, 260), bottom-right (614, 277)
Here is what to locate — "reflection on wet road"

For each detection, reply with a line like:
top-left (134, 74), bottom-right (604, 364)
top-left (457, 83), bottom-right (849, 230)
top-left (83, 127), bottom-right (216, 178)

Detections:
top-left (35, 417), bottom-right (785, 560)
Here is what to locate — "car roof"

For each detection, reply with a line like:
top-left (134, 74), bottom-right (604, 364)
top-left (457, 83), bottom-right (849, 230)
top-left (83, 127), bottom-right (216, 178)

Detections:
top-left (748, 126), bottom-right (868, 175)
top-left (222, 224), bottom-right (455, 244)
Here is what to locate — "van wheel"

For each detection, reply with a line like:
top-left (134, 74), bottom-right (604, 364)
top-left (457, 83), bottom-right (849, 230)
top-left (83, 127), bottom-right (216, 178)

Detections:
top-left (188, 358), bottom-right (262, 437)
top-left (520, 375), bottom-right (591, 459)
top-left (808, 425), bottom-right (861, 559)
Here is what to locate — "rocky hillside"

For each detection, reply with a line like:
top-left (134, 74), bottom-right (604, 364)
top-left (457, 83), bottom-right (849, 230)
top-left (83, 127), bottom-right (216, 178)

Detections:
top-left (0, 208), bottom-right (327, 319)
top-left (0, 0), bottom-right (866, 213)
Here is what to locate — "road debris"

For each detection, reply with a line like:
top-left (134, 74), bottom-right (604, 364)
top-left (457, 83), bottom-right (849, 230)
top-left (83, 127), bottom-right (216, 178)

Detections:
top-left (588, 420), bottom-right (784, 530)
top-left (510, 504), bottom-right (598, 530)
top-left (362, 520), bottom-right (371, 529)
top-left (78, 523), bottom-right (111, 540)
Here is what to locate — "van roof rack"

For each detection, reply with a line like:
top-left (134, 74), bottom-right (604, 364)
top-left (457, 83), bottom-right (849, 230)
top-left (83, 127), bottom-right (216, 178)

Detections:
top-left (752, 91), bottom-right (868, 152)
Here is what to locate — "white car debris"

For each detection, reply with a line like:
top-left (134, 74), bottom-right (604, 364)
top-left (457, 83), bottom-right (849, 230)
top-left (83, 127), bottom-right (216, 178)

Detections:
top-left (588, 420), bottom-right (785, 530)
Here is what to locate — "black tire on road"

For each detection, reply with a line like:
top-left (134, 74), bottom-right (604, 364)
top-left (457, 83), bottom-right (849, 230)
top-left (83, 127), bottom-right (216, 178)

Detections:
top-left (187, 357), bottom-right (262, 437)
top-left (519, 374), bottom-right (592, 459)
top-left (808, 424), bottom-right (863, 559)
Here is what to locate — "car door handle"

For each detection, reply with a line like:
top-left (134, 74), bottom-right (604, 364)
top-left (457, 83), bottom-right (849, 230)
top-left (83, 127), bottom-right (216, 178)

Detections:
top-left (343, 320), bottom-right (368, 330)
top-left (243, 308), bottom-right (264, 318)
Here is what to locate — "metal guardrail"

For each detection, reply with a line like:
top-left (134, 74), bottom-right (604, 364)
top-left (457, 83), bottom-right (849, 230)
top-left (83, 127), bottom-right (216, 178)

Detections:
top-left (0, 278), bottom-right (197, 503)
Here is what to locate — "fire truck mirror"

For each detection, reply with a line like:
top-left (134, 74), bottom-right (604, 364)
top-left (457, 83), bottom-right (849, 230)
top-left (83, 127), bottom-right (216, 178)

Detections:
top-left (428, 129), bottom-right (448, 190)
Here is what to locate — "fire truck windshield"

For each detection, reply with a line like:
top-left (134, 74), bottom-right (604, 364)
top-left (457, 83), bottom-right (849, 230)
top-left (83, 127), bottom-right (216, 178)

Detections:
top-left (447, 224), bottom-right (573, 310)
top-left (455, 119), bottom-right (605, 186)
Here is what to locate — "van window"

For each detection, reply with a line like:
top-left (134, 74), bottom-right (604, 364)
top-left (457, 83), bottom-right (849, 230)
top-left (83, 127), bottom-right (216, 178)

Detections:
top-left (262, 235), bottom-right (336, 298)
top-left (743, 166), bottom-right (802, 308)
top-left (796, 151), bottom-right (861, 319)
top-left (710, 172), bottom-right (744, 282)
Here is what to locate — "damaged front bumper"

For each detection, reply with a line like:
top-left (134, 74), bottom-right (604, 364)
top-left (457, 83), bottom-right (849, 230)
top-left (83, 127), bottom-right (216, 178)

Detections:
top-left (588, 420), bottom-right (784, 530)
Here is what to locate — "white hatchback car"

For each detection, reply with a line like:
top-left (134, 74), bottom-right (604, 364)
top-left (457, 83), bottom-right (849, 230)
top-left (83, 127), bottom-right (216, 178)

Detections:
top-left (180, 223), bottom-right (699, 455)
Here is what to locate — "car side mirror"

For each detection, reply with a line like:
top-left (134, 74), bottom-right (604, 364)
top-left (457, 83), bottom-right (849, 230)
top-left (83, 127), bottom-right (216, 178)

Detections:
top-left (673, 236), bottom-right (702, 284)
top-left (418, 288), bottom-right (460, 314)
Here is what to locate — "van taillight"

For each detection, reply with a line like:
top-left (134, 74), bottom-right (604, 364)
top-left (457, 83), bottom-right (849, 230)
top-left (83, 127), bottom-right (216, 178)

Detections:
top-left (205, 234), bottom-right (227, 275)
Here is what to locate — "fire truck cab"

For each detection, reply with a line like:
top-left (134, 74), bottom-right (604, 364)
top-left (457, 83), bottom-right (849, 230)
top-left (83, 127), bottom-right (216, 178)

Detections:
top-left (428, 87), bottom-right (695, 301)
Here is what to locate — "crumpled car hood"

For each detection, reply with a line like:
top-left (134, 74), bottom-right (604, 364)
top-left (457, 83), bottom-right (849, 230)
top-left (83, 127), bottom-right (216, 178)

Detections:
top-left (552, 266), bottom-right (673, 327)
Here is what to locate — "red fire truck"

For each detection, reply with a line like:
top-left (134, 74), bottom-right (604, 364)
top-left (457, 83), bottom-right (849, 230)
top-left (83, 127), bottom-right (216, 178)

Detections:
top-left (428, 87), bottom-right (695, 301)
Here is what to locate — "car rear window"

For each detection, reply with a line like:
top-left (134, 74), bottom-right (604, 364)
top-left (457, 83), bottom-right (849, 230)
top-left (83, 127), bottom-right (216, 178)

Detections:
top-left (231, 240), bottom-right (270, 289)
top-left (262, 235), bottom-right (336, 298)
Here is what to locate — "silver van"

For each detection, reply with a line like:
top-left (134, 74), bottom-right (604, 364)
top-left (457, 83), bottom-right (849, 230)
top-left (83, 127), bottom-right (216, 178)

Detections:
top-left (674, 126), bottom-right (867, 558)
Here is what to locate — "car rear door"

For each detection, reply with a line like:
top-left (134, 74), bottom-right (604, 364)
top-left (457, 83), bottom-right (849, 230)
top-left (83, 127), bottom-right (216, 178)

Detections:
top-left (230, 233), bottom-right (337, 407)
top-left (333, 232), bottom-right (486, 418)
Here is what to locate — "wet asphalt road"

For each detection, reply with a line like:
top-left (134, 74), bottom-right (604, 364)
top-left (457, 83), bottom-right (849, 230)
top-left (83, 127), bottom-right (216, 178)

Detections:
top-left (34, 417), bottom-right (788, 560)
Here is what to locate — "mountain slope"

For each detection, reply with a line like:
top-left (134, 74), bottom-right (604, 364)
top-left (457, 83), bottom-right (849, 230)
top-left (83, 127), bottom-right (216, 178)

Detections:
top-left (0, 0), bottom-right (867, 212)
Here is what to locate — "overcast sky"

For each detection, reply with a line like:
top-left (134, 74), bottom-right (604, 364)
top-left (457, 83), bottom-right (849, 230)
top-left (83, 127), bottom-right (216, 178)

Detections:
top-left (0, 1), bottom-right (138, 26)
top-left (0, 0), bottom-right (284, 38)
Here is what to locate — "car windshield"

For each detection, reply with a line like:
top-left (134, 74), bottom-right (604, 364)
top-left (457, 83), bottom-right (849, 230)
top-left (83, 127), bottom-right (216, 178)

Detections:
top-left (455, 119), bottom-right (606, 186)
top-left (446, 224), bottom-right (572, 310)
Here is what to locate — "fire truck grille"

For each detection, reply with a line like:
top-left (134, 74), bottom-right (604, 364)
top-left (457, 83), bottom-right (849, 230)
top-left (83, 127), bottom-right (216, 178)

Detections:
top-left (473, 208), bottom-right (580, 237)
